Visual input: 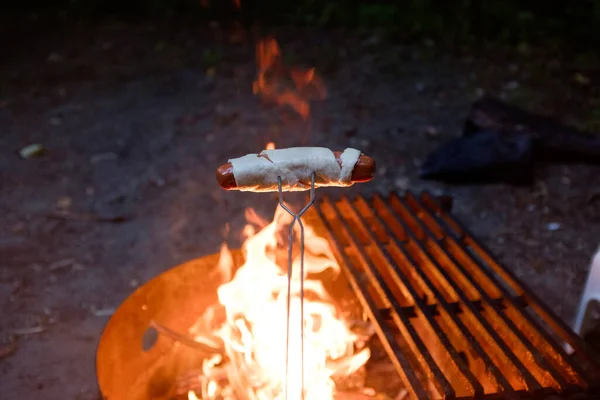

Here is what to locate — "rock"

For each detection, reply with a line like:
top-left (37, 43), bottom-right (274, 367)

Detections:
top-left (425, 126), bottom-right (439, 138)
top-left (90, 152), bottom-right (118, 164)
top-left (49, 116), bottom-right (62, 126)
top-left (504, 81), bottom-right (520, 91)
top-left (46, 52), bottom-right (63, 63)
top-left (394, 177), bottom-right (409, 191)
top-left (547, 222), bottom-right (561, 231)
top-left (93, 308), bottom-right (115, 317)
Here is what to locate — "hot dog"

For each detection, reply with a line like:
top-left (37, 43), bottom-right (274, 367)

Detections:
top-left (216, 147), bottom-right (376, 192)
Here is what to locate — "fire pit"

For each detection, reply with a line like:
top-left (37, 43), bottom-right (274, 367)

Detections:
top-left (97, 191), bottom-right (600, 400)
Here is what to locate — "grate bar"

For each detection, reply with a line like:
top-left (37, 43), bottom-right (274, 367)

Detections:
top-left (330, 196), bottom-right (494, 397)
top-left (309, 191), bottom-right (600, 399)
top-left (314, 203), bottom-right (429, 400)
top-left (388, 193), bottom-right (573, 389)
top-left (407, 191), bottom-right (591, 388)
top-left (417, 191), bottom-right (600, 384)
top-left (356, 195), bottom-right (535, 392)
top-left (319, 197), bottom-right (461, 398)
top-left (378, 295), bottom-right (524, 320)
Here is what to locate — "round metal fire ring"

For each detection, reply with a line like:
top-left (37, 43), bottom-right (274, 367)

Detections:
top-left (96, 251), bottom-right (241, 400)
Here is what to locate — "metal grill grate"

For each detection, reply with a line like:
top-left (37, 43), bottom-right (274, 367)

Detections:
top-left (308, 191), bottom-right (600, 400)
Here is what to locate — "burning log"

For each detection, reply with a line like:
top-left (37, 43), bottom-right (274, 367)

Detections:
top-left (149, 320), bottom-right (226, 357)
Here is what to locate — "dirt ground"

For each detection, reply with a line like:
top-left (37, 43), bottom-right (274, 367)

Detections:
top-left (1, 19), bottom-right (599, 399)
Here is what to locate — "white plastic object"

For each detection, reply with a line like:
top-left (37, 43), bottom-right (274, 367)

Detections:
top-left (572, 246), bottom-right (600, 338)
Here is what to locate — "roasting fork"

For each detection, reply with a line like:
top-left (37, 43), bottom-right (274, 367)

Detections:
top-left (277, 172), bottom-right (316, 400)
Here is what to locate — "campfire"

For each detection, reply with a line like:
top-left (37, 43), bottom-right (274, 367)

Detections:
top-left (97, 192), bottom-right (600, 400)
top-left (184, 205), bottom-right (371, 399)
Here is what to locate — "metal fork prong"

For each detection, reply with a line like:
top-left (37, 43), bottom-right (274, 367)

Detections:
top-left (277, 173), bottom-right (316, 400)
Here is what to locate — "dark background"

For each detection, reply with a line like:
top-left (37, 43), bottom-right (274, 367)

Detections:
top-left (4, 0), bottom-right (600, 49)
top-left (3, 0), bottom-right (600, 128)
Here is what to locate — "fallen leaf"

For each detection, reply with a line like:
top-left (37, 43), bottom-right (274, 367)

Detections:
top-left (0, 341), bottom-right (18, 360)
top-left (56, 196), bottom-right (72, 209)
top-left (574, 73), bottom-right (590, 85)
top-left (19, 143), bottom-right (44, 159)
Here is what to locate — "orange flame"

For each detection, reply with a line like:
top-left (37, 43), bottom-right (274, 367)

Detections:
top-left (253, 37), bottom-right (326, 120)
top-left (191, 206), bottom-right (370, 399)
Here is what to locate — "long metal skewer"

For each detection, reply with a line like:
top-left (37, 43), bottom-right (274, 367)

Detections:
top-left (277, 173), bottom-right (316, 400)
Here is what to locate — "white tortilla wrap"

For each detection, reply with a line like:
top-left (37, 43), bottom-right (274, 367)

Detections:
top-left (229, 147), bottom-right (361, 192)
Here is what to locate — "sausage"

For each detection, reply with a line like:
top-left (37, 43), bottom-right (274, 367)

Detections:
top-left (216, 151), bottom-right (376, 190)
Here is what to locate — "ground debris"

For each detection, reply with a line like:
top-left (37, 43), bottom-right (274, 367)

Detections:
top-left (55, 196), bottom-right (72, 209)
top-left (9, 325), bottom-right (46, 336)
top-left (0, 340), bottom-right (18, 361)
top-left (92, 308), bottom-right (115, 317)
top-left (19, 143), bottom-right (44, 159)
top-left (48, 258), bottom-right (84, 272)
